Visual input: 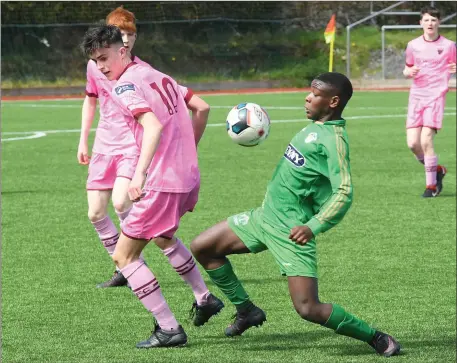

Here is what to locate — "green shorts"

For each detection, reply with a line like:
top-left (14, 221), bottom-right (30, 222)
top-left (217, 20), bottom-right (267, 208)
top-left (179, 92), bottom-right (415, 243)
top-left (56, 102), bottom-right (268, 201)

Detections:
top-left (227, 208), bottom-right (317, 278)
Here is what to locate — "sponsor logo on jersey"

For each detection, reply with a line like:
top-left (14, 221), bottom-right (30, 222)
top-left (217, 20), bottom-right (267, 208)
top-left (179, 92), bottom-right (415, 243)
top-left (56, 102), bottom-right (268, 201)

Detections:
top-left (284, 143), bottom-right (305, 167)
top-left (415, 57), bottom-right (442, 67)
top-left (437, 48), bottom-right (443, 55)
top-left (305, 132), bottom-right (318, 143)
top-left (115, 84), bottom-right (135, 95)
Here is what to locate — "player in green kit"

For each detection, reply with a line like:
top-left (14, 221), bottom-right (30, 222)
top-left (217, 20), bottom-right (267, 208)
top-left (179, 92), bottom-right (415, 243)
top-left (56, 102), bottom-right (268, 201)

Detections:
top-left (191, 72), bottom-right (401, 357)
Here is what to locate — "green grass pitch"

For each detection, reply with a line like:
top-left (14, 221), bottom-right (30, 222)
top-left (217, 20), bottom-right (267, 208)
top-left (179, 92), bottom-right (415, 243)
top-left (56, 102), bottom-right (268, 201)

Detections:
top-left (1, 90), bottom-right (456, 362)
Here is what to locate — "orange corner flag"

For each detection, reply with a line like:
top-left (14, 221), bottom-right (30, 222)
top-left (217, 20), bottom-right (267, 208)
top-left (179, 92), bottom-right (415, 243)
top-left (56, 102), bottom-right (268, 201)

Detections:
top-left (324, 14), bottom-right (336, 44)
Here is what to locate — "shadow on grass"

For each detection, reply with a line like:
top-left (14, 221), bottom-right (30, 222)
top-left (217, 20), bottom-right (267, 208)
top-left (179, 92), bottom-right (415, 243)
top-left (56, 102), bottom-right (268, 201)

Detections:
top-left (196, 331), bottom-right (453, 357)
top-left (200, 330), bottom-right (330, 351)
top-left (154, 277), bottom-right (286, 288)
top-left (1, 190), bottom-right (45, 195)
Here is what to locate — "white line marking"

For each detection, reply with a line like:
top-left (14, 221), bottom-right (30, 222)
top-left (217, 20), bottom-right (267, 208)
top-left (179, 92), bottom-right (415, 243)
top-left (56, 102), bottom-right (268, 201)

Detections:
top-left (3, 102), bottom-right (456, 111)
top-left (1, 132), bottom-right (47, 142)
top-left (3, 112), bottom-right (456, 143)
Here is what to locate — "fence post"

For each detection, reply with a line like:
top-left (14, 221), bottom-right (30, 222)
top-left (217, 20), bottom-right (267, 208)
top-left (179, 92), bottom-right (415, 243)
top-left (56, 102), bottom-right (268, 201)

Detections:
top-left (346, 26), bottom-right (351, 78)
top-left (381, 25), bottom-right (386, 79)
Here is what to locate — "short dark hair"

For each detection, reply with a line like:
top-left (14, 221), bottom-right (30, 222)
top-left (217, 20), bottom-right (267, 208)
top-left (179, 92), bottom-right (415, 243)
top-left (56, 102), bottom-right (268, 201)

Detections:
top-left (81, 25), bottom-right (123, 58)
top-left (315, 72), bottom-right (353, 110)
top-left (420, 6), bottom-right (441, 20)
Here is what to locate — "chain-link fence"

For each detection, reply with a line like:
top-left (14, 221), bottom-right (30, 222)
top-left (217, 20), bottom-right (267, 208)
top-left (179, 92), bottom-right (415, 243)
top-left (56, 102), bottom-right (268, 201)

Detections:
top-left (2, 1), bottom-right (456, 86)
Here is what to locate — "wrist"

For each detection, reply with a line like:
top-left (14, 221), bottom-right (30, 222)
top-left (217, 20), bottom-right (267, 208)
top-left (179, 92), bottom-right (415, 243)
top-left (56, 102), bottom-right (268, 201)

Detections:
top-left (305, 218), bottom-right (323, 237)
top-left (134, 170), bottom-right (147, 177)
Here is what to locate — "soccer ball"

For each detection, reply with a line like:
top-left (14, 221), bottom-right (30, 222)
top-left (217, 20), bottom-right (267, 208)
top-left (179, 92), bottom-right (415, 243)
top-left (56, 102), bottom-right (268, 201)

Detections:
top-left (226, 102), bottom-right (271, 147)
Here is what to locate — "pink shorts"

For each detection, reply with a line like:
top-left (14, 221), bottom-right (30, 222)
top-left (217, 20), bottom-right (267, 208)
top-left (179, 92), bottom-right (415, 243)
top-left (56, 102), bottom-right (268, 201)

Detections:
top-left (121, 183), bottom-right (200, 241)
top-left (86, 153), bottom-right (138, 190)
top-left (406, 96), bottom-right (445, 130)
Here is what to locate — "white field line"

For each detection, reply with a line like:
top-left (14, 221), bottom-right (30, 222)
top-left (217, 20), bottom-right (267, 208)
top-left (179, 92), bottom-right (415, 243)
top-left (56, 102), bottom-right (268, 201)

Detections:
top-left (2, 102), bottom-right (456, 111)
top-left (2, 112), bottom-right (456, 142)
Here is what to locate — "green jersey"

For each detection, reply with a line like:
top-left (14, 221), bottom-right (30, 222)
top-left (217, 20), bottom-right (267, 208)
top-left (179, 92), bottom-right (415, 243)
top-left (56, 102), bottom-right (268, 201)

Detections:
top-left (262, 119), bottom-right (353, 237)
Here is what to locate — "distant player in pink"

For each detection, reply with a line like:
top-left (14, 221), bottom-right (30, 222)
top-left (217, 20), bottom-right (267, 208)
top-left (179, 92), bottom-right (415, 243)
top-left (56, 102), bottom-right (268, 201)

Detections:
top-left (403, 6), bottom-right (456, 198)
top-left (82, 25), bottom-right (224, 348)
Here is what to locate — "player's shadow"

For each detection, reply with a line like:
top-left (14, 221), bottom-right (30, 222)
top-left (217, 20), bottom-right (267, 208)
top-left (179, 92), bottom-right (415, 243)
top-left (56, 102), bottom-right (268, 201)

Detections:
top-left (431, 192), bottom-right (456, 198)
top-left (202, 330), bottom-right (330, 351)
top-left (401, 337), bottom-right (455, 348)
top-left (161, 277), bottom-right (285, 287)
top-left (1, 190), bottom-right (45, 195)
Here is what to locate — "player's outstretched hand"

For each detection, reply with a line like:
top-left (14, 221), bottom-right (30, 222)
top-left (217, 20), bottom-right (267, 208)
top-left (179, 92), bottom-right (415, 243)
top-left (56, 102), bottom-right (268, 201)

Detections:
top-left (129, 172), bottom-right (146, 202)
top-left (289, 225), bottom-right (314, 245)
top-left (449, 62), bottom-right (456, 74)
top-left (77, 142), bottom-right (90, 165)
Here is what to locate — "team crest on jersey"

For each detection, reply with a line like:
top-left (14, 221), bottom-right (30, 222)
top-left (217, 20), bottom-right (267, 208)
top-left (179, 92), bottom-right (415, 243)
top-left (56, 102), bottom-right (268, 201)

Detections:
top-left (437, 48), bottom-right (443, 55)
top-left (284, 143), bottom-right (305, 167)
top-left (305, 132), bottom-right (318, 143)
top-left (115, 84), bottom-right (135, 95)
top-left (233, 213), bottom-right (250, 226)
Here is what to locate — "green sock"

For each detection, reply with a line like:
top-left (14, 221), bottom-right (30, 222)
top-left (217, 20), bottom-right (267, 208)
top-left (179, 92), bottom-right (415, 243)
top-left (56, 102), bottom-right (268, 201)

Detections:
top-left (205, 261), bottom-right (250, 306)
top-left (324, 304), bottom-right (376, 342)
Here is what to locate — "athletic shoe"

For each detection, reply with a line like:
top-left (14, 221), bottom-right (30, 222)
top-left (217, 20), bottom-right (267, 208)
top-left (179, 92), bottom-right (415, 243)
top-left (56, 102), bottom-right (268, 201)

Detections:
top-left (190, 294), bottom-right (225, 327)
top-left (136, 323), bottom-right (187, 348)
top-left (436, 165), bottom-right (447, 195)
top-left (422, 186), bottom-right (438, 198)
top-left (96, 270), bottom-right (128, 288)
top-left (225, 305), bottom-right (266, 337)
top-left (368, 331), bottom-right (401, 357)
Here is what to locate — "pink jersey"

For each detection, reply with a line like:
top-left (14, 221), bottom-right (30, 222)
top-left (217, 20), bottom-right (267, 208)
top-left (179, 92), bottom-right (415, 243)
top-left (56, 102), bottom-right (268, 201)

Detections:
top-left (405, 35), bottom-right (457, 99)
top-left (111, 62), bottom-right (198, 193)
top-left (85, 55), bottom-right (150, 155)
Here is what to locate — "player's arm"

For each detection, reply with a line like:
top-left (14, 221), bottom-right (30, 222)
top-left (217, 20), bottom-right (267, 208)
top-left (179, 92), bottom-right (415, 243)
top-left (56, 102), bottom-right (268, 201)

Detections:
top-left (128, 111), bottom-right (163, 201)
top-left (187, 94), bottom-right (210, 146)
top-left (403, 42), bottom-right (420, 78)
top-left (78, 95), bottom-right (97, 165)
top-left (134, 112), bottom-right (163, 177)
top-left (178, 85), bottom-right (210, 146)
top-left (112, 81), bottom-right (163, 201)
top-left (448, 42), bottom-right (456, 74)
top-left (403, 65), bottom-right (420, 78)
top-left (305, 133), bottom-right (353, 236)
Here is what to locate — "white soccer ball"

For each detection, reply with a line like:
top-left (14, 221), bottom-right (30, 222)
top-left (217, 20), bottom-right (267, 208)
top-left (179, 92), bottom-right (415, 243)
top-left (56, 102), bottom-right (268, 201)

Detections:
top-left (226, 102), bottom-right (271, 147)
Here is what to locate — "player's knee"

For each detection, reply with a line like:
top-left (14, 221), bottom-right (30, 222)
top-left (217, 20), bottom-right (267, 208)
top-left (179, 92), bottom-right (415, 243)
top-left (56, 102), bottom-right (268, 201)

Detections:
top-left (112, 251), bottom-right (130, 269)
top-left (294, 300), bottom-right (320, 321)
top-left (407, 139), bottom-right (420, 153)
top-left (87, 209), bottom-right (107, 223)
top-left (112, 197), bottom-right (130, 215)
top-left (154, 236), bottom-right (175, 250)
top-left (190, 237), bottom-right (204, 258)
top-left (420, 140), bottom-right (433, 153)
top-left (191, 235), bottom-right (214, 261)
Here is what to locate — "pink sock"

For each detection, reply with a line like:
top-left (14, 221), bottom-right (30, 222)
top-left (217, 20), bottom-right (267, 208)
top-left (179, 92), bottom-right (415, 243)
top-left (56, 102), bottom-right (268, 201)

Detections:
top-left (92, 216), bottom-right (119, 256)
top-left (424, 155), bottom-right (438, 187)
top-left (121, 260), bottom-right (179, 331)
top-left (415, 154), bottom-right (425, 165)
top-left (116, 207), bottom-right (132, 223)
top-left (163, 239), bottom-right (210, 305)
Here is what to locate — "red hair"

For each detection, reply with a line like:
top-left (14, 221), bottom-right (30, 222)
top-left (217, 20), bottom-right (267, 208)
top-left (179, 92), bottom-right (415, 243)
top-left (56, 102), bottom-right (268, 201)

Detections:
top-left (106, 6), bottom-right (137, 33)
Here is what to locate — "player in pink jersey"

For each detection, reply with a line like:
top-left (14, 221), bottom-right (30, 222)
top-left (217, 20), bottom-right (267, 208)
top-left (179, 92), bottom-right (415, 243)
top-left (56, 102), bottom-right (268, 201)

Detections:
top-left (82, 25), bottom-right (224, 348)
top-left (78, 7), bottom-right (149, 288)
top-left (403, 6), bottom-right (456, 198)
top-left (79, 7), bottom-right (219, 305)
